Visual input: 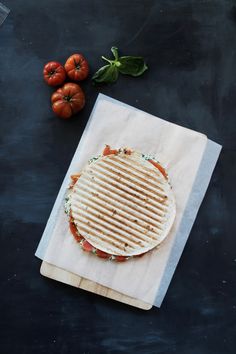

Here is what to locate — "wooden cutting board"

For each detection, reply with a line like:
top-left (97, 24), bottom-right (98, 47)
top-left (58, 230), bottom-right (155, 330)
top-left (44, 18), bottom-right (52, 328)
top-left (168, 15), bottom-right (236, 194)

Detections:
top-left (37, 96), bottom-right (215, 309)
top-left (40, 261), bottom-right (152, 310)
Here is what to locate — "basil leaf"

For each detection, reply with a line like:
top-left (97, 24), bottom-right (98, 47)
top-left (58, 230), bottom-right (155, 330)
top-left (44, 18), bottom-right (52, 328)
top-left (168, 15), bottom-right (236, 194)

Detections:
top-left (118, 56), bottom-right (148, 77)
top-left (92, 47), bottom-right (148, 84)
top-left (92, 64), bottom-right (119, 84)
top-left (111, 46), bottom-right (119, 61)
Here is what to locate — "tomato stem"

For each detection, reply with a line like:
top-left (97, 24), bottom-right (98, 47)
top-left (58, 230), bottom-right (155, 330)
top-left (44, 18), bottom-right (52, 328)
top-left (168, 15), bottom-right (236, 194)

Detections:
top-left (64, 95), bottom-right (71, 102)
top-left (73, 58), bottom-right (81, 70)
top-left (101, 56), bottom-right (113, 64)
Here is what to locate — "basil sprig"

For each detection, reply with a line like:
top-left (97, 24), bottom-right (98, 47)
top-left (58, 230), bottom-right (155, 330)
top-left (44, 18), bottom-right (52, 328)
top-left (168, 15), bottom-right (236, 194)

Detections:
top-left (92, 47), bottom-right (148, 84)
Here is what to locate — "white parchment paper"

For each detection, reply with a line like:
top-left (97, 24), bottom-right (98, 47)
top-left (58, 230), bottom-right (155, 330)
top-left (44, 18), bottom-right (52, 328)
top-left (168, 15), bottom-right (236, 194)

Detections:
top-left (36, 94), bottom-right (221, 307)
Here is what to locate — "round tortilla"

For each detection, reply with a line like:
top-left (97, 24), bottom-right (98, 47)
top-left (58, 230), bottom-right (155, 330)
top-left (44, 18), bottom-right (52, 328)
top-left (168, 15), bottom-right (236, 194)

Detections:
top-left (69, 150), bottom-right (176, 256)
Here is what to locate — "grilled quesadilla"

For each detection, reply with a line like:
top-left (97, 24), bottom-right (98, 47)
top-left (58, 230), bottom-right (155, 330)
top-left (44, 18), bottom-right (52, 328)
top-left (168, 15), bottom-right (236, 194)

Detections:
top-left (65, 145), bottom-right (176, 262)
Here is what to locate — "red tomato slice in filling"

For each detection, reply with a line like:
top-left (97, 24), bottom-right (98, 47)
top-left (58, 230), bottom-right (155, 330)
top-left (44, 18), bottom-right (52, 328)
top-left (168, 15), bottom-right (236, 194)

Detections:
top-left (82, 240), bottom-right (94, 252)
top-left (96, 249), bottom-right (111, 259)
top-left (148, 159), bottom-right (168, 179)
top-left (103, 145), bottom-right (118, 156)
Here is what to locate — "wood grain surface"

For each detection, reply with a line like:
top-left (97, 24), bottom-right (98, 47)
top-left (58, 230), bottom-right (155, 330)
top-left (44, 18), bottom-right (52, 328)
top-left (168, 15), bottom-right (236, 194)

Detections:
top-left (40, 261), bottom-right (152, 310)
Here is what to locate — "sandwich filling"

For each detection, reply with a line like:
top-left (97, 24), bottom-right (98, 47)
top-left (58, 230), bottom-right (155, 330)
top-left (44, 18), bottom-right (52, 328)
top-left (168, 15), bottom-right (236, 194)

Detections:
top-left (65, 145), bottom-right (176, 262)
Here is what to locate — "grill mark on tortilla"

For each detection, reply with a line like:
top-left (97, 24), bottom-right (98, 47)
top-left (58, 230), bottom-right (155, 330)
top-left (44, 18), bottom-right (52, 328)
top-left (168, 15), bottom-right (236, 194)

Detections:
top-left (70, 152), bottom-right (176, 256)
top-left (85, 171), bottom-right (168, 214)
top-left (73, 196), bottom-right (160, 236)
top-left (91, 165), bottom-right (166, 206)
top-left (95, 161), bottom-right (166, 198)
top-left (75, 179), bottom-right (166, 221)
top-left (109, 155), bottom-right (166, 184)
top-left (72, 188), bottom-right (163, 230)
top-left (87, 167), bottom-right (168, 207)
top-left (91, 163), bottom-right (166, 203)
top-left (74, 182), bottom-right (165, 227)
top-left (74, 214), bottom-right (148, 250)
top-left (103, 157), bottom-right (166, 190)
top-left (77, 224), bottom-right (133, 253)
top-left (72, 206), bottom-right (156, 246)
top-left (72, 199), bottom-right (159, 242)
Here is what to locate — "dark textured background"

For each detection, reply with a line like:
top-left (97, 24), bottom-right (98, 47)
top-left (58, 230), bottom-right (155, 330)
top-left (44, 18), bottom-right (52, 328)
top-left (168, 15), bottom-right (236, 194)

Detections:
top-left (0, 0), bottom-right (235, 353)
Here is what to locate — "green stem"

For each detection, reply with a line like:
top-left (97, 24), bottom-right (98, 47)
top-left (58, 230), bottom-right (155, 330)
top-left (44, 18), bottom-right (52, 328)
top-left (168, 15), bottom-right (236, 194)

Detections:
top-left (101, 56), bottom-right (113, 64)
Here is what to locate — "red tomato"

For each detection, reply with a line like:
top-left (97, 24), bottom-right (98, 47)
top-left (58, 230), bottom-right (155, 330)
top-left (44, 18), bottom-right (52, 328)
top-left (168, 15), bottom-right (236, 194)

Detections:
top-left (64, 54), bottom-right (89, 81)
top-left (82, 240), bottom-right (94, 252)
top-left (69, 222), bottom-right (83, 242)
top-left (134, 252), bottom-right (146, 258)
top-left (43, 61), bottom-right (66, 86)
top-left (51, 83), bottom-right (85, 119)
top-left (148, 160), bottom-right (168, 179)
top-left (103, 145), bottom-right (118, 156)
top-left (114, 255), bottom-right (128, 262)
top-left (69, 174), bottom-right (80, 189)
top-left (96, 249), bottom-right (111, 259)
